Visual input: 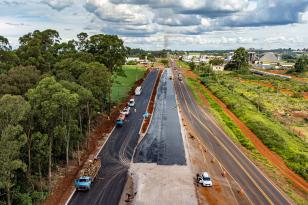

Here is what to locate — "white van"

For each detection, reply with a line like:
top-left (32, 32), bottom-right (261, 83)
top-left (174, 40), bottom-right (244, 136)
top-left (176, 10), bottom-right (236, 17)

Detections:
top-left (135, 86), bottom-right (142, 95)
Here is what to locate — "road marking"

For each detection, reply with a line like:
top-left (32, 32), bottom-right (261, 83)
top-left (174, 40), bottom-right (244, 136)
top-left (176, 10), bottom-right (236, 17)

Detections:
top-left (174, 76), bottom-right (253, 205)
top-left (197, 97), bottom-right (293, 205)
top-left (188, 102), bottom-right (274, 205)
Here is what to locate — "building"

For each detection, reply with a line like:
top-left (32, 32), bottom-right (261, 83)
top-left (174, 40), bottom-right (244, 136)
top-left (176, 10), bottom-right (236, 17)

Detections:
top-left (259, 52), bottom-right (279, 63)
top-left (212, 65), bottom-right (224, 71)
top-left (126, 57), bottom-right (140, 62)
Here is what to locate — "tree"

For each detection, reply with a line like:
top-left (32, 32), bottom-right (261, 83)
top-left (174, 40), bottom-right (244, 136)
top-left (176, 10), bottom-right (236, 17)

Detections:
top-left (0, 36), bottom-right (19, 73)
top-left (0, 35), bottom-right (11, 51)
top-left (60, 80), bottom-right (94, 138)
top-left (31, 132), bottom-right (48, 191)
top-left (17, 29), bottom-right (61, 73)
top-left (26, 77), bottom-right (78, 189)
top-left (86, 34), bottom-right (128, 113)
top-left (79, 62), bottom-right (111, 113)
top-left (87, 34), bottom-right (128, 73)
top-left (0, 94), bottom-right (31, 130)
top-left (0, 125), bottom-right (27, 205)
top-left (189, 61), bottom-right (196, 71)
top-left (76, 32), bottom-right (88, 51)
top-left (209, 58), bottom-right (224, 65)
top-left (53, 58), bottom-right (87, 82)
top-left (0, 95), bottom-right (29, 205)
top-left (226, 47), bottom-right (249, 71)
top-left (294, 56), bottom-right (308, 73)
top-left (0, 66), bottom-right (41, 96)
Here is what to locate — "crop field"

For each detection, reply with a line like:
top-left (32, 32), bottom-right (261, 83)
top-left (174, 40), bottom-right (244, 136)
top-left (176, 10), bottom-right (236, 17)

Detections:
top-left (201, 73), bottom-right (308, 180)
top-left (111, 65), bottom-right (147, 103)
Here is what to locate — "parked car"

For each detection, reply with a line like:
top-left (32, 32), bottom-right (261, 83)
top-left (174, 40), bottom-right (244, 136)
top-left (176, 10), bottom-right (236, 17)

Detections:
top-left (197, 172), bottom-right (213, 187)
top-left (116, 113), bottom-right (126, 127)
top-left (128, 98), bottom-right (135, 107)
top-left (121, 106), bottom-right (130, 116)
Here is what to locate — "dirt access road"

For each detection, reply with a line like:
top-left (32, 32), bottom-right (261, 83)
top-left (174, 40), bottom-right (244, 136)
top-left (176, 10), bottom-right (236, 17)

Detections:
top-left (172, 61), bottom-right (292, 205)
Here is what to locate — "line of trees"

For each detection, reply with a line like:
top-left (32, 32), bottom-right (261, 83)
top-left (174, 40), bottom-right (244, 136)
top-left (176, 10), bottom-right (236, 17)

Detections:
top-left (0, 30), bottom-right (128, 205)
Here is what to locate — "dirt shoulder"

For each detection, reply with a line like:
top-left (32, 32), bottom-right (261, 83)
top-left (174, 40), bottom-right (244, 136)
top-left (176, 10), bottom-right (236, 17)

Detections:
top-left (182, 117), bottom-right (251, 205)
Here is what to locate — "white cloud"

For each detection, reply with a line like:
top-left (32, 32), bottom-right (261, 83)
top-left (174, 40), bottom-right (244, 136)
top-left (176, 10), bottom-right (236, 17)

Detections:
top-left (1, 0), bottom-right (308, 50)
top-left (41, 0), bottom-right (74, 11)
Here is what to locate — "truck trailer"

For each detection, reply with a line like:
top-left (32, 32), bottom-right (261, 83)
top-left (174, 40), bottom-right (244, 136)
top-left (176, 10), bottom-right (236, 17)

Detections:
top-left (74, 158), bottom-right (101, 191)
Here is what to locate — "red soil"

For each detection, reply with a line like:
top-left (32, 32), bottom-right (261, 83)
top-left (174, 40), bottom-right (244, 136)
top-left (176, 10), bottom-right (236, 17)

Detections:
top-left (141, 69), bottom-right (162, 133)
top-left (183, 69), bottom-right (308, 194)
top-left (43, 70), bottom-right (149, 205)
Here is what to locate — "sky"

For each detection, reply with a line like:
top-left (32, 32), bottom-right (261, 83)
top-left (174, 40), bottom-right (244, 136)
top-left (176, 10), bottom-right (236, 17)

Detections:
top-left (1, 0), bottom-right (308, 50)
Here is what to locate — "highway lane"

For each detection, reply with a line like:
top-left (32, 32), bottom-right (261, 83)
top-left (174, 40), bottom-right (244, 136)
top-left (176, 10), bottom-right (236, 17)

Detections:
top-left (172, 62), bottom-right (292, 205)
top-left (134, 68), bottom-right (186, 165)
top-left (68, 69), bottom-right (159, 205)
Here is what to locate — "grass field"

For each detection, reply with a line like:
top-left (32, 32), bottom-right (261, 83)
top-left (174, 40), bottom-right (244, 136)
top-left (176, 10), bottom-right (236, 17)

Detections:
top-left (111, 65), bottom-right (146, 103)
top-left (186, 75), bottom-right (307, 205)
top-left (200, 73), bottom-right (308, 180)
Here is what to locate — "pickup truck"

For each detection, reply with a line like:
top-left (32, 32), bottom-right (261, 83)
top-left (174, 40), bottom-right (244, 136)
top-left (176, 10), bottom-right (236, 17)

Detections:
top-left (120, 106), bottom-right (130, 116)
top-left (74, 158), bottom-right (101, 191)
top-left (116, 113), bottom-right (126, 127)
top-left (197, 172), bottom-right (213, 187)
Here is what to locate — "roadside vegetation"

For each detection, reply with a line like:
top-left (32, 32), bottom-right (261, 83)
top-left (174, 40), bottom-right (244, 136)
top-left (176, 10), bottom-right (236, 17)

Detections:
top-left (0, 30), bottom-right (136, 204)
top-left (201, 74), bottom-right (307, 180)
top-left (179, 48), bottom-right (307, 180)
top-left (111, 65), bottom-right (146, 103)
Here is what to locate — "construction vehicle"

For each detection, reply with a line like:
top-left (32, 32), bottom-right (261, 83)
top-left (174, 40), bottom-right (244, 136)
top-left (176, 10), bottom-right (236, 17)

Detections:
top-left (116, 113), bottom-right (126, 127)
top-left (74, 158), bottom-right (101, 191)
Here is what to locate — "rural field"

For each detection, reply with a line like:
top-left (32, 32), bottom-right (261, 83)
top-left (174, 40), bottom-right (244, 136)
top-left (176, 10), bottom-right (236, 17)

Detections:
top-left (183, 63), bottom-right (307, 204)
top-left (200, 73), bottom-right (307, 180)
top-left (111, 65), bottom-right (147, 103)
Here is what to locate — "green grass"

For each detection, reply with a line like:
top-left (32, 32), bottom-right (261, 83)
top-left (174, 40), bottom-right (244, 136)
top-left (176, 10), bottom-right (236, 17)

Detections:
top-left (176, 60), bottom-right (190, 70)
top-left (186, 76), bottom-right (307, 205)
top-left (201, 76), bottom-right (308, 180)
top-left (111, 65), bottom-right (146, 103)
top-left (186, 77), bottom-right (255, 151)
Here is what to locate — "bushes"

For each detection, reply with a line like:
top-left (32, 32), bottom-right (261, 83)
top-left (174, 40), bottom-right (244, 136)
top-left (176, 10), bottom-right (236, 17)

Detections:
top-left (186, 78), bottom-right (255, 151)
top-left (201, 76), bottom-right (308, 180)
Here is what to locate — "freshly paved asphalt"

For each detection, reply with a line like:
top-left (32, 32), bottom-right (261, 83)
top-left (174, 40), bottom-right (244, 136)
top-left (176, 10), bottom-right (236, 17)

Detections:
top-left (134, 68), bottom-right (186, 165)
top-left (172, 61), bottom-right (292, 205)
top-left (68, 69), bottom-right (159, 205)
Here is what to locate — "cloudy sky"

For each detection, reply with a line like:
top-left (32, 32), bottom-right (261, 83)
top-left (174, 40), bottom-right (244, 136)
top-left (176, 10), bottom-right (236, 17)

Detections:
top-left (1, 0), bottom-right (308, 50)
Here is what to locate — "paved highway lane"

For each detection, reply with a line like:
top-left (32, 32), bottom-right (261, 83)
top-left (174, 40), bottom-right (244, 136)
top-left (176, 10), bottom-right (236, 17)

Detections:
top-left (68, 69), bottom-right (159, 205)
top-left (172, 63), bottom-right (292, 205)
top-left (134, 68), bottom-right (186, 165)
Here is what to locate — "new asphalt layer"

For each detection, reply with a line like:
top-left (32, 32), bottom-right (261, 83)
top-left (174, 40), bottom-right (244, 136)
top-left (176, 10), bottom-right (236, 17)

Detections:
top-left (134, 68), bottom-right (186, 165)
top-left (68, 69), bottom-right (159, 205)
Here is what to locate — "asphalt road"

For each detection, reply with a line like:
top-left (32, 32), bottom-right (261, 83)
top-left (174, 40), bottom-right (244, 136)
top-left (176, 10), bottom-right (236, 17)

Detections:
top-left (134, 68), bottom-right (186, 165)
top-left (68, 69), bottom-right (159, 205)
top-left (172, 61), bottom-right (292, 205)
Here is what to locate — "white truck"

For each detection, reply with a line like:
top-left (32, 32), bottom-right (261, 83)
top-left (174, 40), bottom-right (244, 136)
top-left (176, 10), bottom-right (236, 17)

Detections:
top-left (135, 86), bottom-right (142, 95)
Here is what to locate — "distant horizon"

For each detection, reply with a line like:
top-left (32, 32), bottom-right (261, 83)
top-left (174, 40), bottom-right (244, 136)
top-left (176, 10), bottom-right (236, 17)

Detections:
top-left (1, 0), bottom-right (308, 50)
